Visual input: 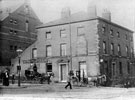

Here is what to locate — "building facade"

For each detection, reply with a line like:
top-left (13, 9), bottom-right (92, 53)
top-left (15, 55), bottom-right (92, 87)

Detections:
top-left (0, 0), bottom-right (41, 67)
top-left (11, 7), bottom-right (134, 83)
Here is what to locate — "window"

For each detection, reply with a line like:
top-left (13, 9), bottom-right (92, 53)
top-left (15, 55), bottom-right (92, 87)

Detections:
top-left (130, 36), bottom-right (133, 41)
top-left (14, 20), bottom-right (17, 25)
top-left (131, 47), bottom-right (133, 57)
top-left (60, 43), bottom-right (66, 56)
top-left (117, 32), bottom-right (120, 38)
top-left (111, 43), bottom-right (114, 54)
top-left (46, 63), bottom-right (52, 72)
top-left (60, 30), bottom-right (66, 38)
top-left (77, 27), bottom-right (84, 36)
top-left (110, 29), bottom-right (113, 36)
top-left (10, 45), bottom-right (13, 50)
top-left (127, 62), bottom-right (130, 74)
top-left (10, 29), bottom-right (13, 33)
top-left (26, 20), bottom-right (29, 32)
top-left (14, 30), bottom-right (17, 34)
top-left (126, 46), bottom-right (128, 56)
top-left (125, 34), bottom-right (128, 40)
top-left (32, 48), bottom-right (37, 58)
top-left (46, 45), bottom-right (52, 57)
top-left (119, 62), bottom-right (122, 75)
top-left (14, 46), bottom-right (17, 51)
top-left (103, 41), bottom-right (107, 54)
top-left (46, 31), bottom-right (51, 39)
top-left (112, 63), bottom-right (115, 76)
top-left (118, 44), bottom-right (121, 55)
top-left (102, 27), bottom-right (105, 33)
top-left (10, 19), bottom-right (13, 23)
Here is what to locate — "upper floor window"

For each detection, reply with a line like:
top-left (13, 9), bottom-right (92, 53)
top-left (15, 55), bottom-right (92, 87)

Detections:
top-left (118, 44), bottom-right (121, 55)
top-left (46, 31), bottom-right (51, 39)
top-left (60, 30), bottom-right (66, 38)
top-left (14, 20), bottom-right (17, 25)
top-left (46, 45), bottom-right (52, 57)
top-left (60, 43), bottom-right (67, 56)
top-left (130, 36), bottom-right (133, 42)
top-left (126, 46), bottom-right (128, 56)
top-left (32, 48), bottom-right (37, 58)
top-left (125, 34), bottom-right (128, 40)
top-left (10, 19), bottom-right (13, 23)
top-left (26, 20), bottom-right (29, 32)
top-left (103, 41), bottom-right (107, 54)
top-left (110, 29), bottom-right (113, 36)
top-left (117, 32), bottom-right (120, 38)
top-left (77, 27), bottom-right (84, 36)
top-left (111, 43), bottom-right (114, 54)
top-left (10, 29), bottom-right (13, 34)
top-left (131, 47), bottom-right (133, 57)
top-left (102, 26), bottom-right (105, 33)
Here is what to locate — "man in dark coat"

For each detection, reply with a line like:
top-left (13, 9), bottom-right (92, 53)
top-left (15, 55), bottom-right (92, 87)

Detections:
top-left (3, 69), bottom-right (9, 86)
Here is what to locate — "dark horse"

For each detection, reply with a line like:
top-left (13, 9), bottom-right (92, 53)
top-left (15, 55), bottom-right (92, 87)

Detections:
top-left (39, 73), bottom-right (54, 84)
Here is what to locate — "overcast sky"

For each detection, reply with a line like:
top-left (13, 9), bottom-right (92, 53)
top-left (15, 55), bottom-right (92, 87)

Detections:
top-left (30, 0), bottom-right (135, 31)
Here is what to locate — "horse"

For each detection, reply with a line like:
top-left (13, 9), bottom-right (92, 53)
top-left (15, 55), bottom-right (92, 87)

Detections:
top-left (39, 73), bottom-right (54, 84)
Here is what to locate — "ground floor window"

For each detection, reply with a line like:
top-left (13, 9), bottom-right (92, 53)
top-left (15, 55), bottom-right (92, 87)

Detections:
top-left (79, 61), bottom-right (87, 78)
top-left (46, 63), bottom-right (52, 72)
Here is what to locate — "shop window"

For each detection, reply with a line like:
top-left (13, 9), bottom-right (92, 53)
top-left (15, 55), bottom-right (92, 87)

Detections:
top-left (127, 62), bottom-right (130, 74)
top-left (119, 62), bottom-right (122, 75)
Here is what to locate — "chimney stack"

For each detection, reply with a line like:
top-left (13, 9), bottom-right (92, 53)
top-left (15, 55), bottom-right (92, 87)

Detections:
top-left (102, 9), bottom-right (111, 21)
top-left (87, 5), bottom-right (97, 18)
top-left (61, 7), bottom-right (71, 19)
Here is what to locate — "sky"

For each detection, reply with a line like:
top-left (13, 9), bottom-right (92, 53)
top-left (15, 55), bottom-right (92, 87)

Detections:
top-left (30, 0), bottom-right (135, 31)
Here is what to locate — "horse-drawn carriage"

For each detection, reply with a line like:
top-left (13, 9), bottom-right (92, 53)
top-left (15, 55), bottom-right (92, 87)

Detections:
top-left (25, 70), bottom-right (54, 84)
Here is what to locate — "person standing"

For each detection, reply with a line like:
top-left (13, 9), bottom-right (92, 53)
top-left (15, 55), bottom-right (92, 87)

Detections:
top-left (65, 73), bottom-right (72, 89)
top-left (3, 69), bottom-right (9, 86)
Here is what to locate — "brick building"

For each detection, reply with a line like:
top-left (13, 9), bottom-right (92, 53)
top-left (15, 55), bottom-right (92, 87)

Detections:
top-left (11, 6), bottom-right (134, 83)
top-left (0, 0), bottom-right (41, 67)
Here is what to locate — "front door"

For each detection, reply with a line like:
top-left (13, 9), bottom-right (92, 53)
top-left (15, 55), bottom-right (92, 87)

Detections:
top-left (59, 64), bottom-right (68, 82)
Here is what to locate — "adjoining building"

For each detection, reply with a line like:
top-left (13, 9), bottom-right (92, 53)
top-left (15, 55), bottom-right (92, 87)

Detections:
top-left (11, 6), bottom-right (134, 84)
top-left (0, 0), bottom-right (42, 68)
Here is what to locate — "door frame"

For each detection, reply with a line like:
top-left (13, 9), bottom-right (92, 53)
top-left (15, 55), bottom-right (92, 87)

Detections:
top-left (59, 63), bottom-right (69, 82)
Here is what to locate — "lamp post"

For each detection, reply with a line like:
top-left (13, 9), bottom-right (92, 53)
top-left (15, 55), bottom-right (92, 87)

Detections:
top-left (16, 48), bottom-right (23, 87)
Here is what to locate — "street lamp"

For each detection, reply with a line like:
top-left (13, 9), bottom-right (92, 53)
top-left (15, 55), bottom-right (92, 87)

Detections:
top-left (16, 48), bottom-right (23, 87)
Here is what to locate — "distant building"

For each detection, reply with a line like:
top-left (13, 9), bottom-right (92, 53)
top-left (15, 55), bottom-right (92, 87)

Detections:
top-left (11, 6), bottom-right (134, 84)
top-left (0, 0), bottom-right (42, 67)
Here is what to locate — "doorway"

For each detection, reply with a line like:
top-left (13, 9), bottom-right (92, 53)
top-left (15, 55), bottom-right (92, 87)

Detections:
top-left (59, 63), bottom-right (68, 82)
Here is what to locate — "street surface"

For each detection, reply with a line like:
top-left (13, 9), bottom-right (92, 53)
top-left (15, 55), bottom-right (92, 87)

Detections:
top-left (0, 83), bottom-right (135, 100)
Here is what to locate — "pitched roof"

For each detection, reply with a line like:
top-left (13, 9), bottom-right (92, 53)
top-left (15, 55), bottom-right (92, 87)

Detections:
top-left (37, 11), bottom-right (95, 28)
top-left (0, 0), bottom-right (41, 22)
top-left (0, 0), bottom-right (24, 21)
top-left (37, 11), bottom-right (133, 33)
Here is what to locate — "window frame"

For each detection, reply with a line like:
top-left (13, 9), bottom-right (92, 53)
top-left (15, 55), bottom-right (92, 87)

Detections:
top-left (46, 31), bottom-right (51, 39)
top-left (60, 43), bottom-right (67, 56)
top-left (46, 45), bottom-right (52, 57)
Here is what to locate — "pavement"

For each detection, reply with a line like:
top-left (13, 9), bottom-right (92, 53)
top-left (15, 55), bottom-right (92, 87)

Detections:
top-left (1, 82), bottom-right (135, 100)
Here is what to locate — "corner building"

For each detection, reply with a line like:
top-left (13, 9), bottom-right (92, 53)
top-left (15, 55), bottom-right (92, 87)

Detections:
top-left (12, 7), bottom-right (134, 83)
